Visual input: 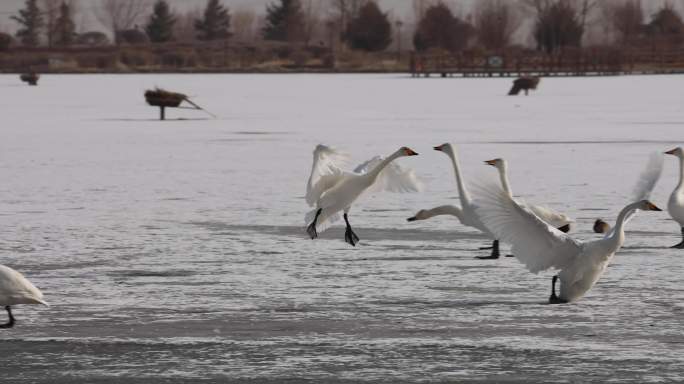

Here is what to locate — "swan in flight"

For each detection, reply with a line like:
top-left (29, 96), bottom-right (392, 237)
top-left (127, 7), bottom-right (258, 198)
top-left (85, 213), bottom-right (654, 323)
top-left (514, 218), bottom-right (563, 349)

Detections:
top-left (407, 143), bottom-right (503, 259)
top-left (305, 144), bottom-right (422, 246)
top-left (593, 152), bottom-right (663, 234)
top-left (665, 147), bottom-right (684, 248)
top-left (0, 265), bottom-right (47, 328)
top-left (474, 182), bottom-right (662, 303)
top-left (484, 158), bottom-right (573, 232)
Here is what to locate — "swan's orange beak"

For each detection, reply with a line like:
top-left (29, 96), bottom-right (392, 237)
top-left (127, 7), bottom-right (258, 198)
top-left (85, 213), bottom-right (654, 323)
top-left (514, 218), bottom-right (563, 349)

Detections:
top-left (646, 201), bottom-right (662, 211)
top-left (404, 148), bottom-right (419, 156)
top-left (433, 145), bottom-right (443, 151)
top-left (484, 159), bottom-right (497, 166)
top-left (665, 148), bottom-right (677, 155)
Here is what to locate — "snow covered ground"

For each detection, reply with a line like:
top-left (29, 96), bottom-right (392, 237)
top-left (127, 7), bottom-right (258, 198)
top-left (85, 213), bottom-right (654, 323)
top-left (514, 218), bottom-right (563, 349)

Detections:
top-left (1, 74), bottom-right (684, 383)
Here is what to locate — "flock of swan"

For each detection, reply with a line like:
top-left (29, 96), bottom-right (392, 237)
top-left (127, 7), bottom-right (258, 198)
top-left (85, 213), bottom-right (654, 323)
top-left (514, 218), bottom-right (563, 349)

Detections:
top-left (1, 143), bottom-right (683, 328)
top-left (305, 143), bottom-right (684, 304)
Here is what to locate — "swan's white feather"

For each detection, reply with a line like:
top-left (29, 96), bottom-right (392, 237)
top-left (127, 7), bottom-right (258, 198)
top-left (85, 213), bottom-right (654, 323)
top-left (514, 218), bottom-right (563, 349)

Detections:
top-left (473, 182), bottom-right (582, 274)
top-left (632, 152), bottom-right (664, 202)
top-left (306, 145), bottom-right (349, 206)
top-left (0, 265), bottom-right (48, 306)
top-left (528, 204), bottom-right (573, 228)
top-left (354, 156), bottom-right (423, 193)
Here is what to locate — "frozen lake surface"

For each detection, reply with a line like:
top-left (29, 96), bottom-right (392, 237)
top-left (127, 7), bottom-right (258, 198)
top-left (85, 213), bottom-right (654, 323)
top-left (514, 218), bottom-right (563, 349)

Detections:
top-left (1, 74), bottom-right (684, 383)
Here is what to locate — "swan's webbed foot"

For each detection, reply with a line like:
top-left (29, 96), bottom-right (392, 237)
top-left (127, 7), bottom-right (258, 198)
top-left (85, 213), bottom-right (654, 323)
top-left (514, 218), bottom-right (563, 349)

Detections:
top-left (345, 227), bottom-right (360, 246)
top-left (307, 208), bottom-right (322, 240)
top-left (0, 306), bottom-right (15, 329)
top-left (476, 240), bottom-right (500, 259)
top-left (478, 245), bottom-right (493, 250)
top-left (505, 254), bottom-right (515, 258)
top-left (343, 213), bottom-right (360, 247)
top-left (548, 295), bottom-right (568, 304)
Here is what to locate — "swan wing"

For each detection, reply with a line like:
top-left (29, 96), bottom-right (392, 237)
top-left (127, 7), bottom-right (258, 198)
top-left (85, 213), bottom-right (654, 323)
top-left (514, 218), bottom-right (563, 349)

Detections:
top-left (0, 266), bottom-right (47, 305)
top-left (632, 152), bottom-right (663, 202)
top-left (306, 145), bottom-right (349, 206)
top-left (602, 152), bottom-right (664, 237)
top-left (355, 156), bottom-right (423, 193)
top-left (474, 182), bottom-right (582, 274)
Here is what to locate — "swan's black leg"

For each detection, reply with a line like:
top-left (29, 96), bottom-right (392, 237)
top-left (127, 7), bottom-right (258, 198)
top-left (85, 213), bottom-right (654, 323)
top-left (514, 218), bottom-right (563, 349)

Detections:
top-left (477, 240), bottom-right (500, 259)
top-left (478, 245), bottom-right (493, 250)
top-left (0, 306), bottom-right (15, 329)
top-left (549, 275), bottom-right (567, 304)
top-left (307, 208), bottom-right (322, 240)
top-left (343, 213), bottom-right (360, 246)
top-left (671, 227), bottom-right (684, 249)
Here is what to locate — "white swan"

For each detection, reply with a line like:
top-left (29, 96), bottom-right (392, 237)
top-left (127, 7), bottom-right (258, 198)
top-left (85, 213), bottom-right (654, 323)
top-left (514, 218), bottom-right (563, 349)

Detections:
top-left (473, 182), bottom-right (662, 303)
top-left (665, 147), bottom-right (684, 248)
top-left (594, 152), bottom-right (664, 234)
top-left (406, 143), bottom-right (502, 259)
top-left (305, 145), bottom-right (422, 246)
top-left (0, 265), bottom-right (47, 328)
top-left (484, 158), bottom-right (573, 232)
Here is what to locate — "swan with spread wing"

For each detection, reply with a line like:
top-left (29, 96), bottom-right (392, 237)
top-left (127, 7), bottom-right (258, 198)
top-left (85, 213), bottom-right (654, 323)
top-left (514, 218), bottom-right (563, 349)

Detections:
top-left (473, 182), bottom-right (661, 303)
top-left (484, 158), bottom-right (573, 232)
top-left (305, 144), bottom-right (421, 246)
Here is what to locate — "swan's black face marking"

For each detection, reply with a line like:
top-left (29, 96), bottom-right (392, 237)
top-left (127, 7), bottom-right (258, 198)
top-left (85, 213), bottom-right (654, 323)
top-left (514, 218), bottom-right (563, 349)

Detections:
top-left (665, 148), bottom-right (678, 155)
top-left (646, 201), bottom-right (662, 211)
top-left (402, 147), bottom-right (419, 156)
top-left (557, 224), bottom-right (571, 233)
top-left (484, 159), bottom-right (500, 166)
top-left (434, 145), bottom-right (444, 151)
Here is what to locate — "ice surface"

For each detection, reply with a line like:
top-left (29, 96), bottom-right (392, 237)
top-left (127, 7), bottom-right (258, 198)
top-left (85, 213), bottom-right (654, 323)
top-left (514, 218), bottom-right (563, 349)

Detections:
top-left (1, 74), bottom-right (684, 383)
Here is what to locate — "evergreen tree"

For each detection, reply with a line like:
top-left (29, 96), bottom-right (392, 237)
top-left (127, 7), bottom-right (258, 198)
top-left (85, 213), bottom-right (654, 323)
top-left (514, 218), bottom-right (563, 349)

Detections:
top-left (11, 0), bottom-right (44, 47)
top-left (344, 1), bottom-right (391, 52)
top-left (262, 0), bottom-right (305, 42)
top-left (194, 0), bottom-right (231, 41)
top-left (54, 2), bottom-right (76, 46)
top-left (413, 3), bottom-right (472, 52)
top-left (146, 0), bottom-right (177, 43)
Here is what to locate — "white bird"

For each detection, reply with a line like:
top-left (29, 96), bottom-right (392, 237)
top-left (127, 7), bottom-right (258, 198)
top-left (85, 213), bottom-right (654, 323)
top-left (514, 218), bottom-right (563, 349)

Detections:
top-left (665, 147), bottom-right (684, 248)
top-left (484, 158), bottom-right (573, 232)
top-left (407, 143), bottom-right (503, 259)
top-left (0, 265), bottom-right (47, 328)
top-left (594, 152), bottom-right (664, 235)
top-left (473, 182), bottom-right (662, 303)
top-left (305, 144), bottom-right (422, 246)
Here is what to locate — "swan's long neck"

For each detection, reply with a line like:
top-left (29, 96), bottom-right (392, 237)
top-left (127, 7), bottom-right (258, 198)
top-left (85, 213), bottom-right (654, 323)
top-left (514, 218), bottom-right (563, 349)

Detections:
top-left (608, 201), bottom-right (641, 246)
top-left (497, 164), bottom-right (513, 196)
top-left (677, 155), bottom-right (684, 190)
top-left (367, 151), bottom-right (402, 182)
top-left (423, 205), bottom-right (464, 220)
top-left (447, 151), bottom-right (471, 205)
top-left (306, 152), bottom-right (319, 194)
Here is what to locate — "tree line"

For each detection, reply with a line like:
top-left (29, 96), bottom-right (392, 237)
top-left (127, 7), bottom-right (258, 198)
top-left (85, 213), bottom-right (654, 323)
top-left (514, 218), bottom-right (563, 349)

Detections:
top-left (3, 0), bottom-right (684, 54)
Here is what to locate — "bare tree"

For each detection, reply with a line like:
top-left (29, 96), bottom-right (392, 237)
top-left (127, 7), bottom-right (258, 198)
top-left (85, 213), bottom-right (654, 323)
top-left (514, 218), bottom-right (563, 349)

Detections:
top-left (232, 8), bottom-right (256, 42)
top-left (600, 0), bottom-right (644, 44)
top-left (474, 0), bottom-right (521, 50)
top-left (96, 0), bottom-right (150, 44)
top-left (521, 0), bottom-right (598, 52)
top-left (42, 0), bottom-right (59, 47)
top-left (173, 8), bottom-right (200, 43)
top-left (303, 0), bottom-right (323, 45)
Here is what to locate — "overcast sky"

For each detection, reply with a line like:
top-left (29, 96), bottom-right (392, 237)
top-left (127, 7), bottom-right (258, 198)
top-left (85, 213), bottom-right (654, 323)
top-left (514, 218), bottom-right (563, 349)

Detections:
top-left (0, 0), bottom-right (445, 34)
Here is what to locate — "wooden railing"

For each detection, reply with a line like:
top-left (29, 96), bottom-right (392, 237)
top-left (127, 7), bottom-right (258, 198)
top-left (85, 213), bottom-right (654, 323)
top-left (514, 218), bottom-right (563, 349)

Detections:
top-left (410, 49), bottom-right (684, 77)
